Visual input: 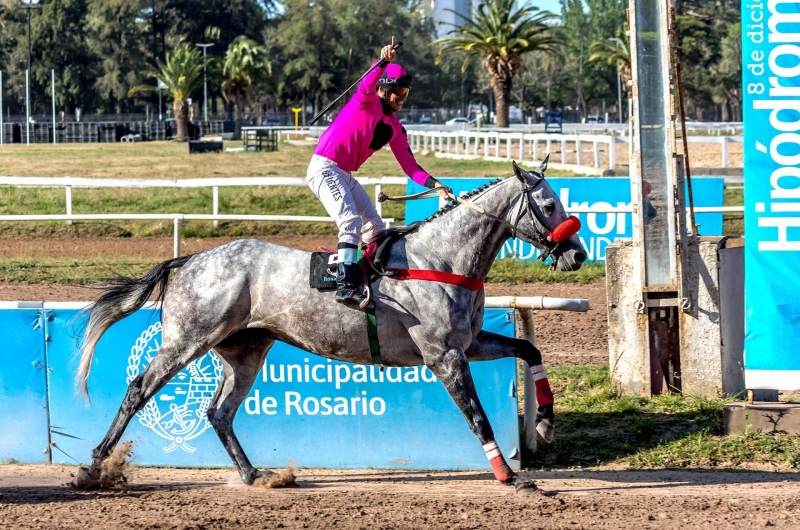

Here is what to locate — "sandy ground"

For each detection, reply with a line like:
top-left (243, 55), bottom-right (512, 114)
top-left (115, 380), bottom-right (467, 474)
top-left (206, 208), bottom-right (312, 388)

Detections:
top-left (0, 236), bottom-right (609, 366)
top-left (1, 465), bottom-right (798, 529)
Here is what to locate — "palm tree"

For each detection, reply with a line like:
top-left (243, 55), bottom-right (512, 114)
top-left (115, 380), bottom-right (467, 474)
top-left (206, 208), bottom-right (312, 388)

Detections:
top-left (435, 0), bottom-right (560, 128)
top-left (130, 45), bottom-right (205, 141)
top-left (222, 36), bottom-right (271, 140)
top-left (588, 31), bottom-right (631, 98)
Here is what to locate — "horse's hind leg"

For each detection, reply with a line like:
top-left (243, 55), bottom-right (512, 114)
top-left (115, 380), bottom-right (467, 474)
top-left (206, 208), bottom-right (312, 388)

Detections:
top-left (465, 330), bottom-right (555, 443)
top-left (76, 338), bottom-right (213, 488)
top-left (207, 329), bottom-right (275, 486)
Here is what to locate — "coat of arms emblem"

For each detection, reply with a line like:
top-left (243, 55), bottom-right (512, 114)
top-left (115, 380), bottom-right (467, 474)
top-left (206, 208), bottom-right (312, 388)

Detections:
top-left (128, 322), bottom-right (223, 453)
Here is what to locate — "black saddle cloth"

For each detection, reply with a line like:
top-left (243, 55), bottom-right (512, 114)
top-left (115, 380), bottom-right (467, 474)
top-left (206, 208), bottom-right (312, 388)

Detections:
top-left (308, 223), bottom-right (420, 291)
top-left (309, 252), bottom-right (338, 290)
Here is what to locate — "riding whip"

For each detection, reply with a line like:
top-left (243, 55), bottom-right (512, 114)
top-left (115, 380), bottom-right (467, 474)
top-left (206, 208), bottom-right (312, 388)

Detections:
top-left (307, 40), bottom-right (404, 126)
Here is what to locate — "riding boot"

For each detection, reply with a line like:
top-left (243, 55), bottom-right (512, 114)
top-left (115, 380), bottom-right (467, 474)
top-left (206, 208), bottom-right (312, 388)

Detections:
top-left (335, 261), bottom-right (367, 306)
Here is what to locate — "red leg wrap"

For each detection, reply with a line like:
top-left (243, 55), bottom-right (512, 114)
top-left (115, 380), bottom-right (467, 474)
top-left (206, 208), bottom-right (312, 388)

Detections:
top-left (489, 455), bottom-right (516, 483)
top-left (535, 377), bottom-right (554, 407)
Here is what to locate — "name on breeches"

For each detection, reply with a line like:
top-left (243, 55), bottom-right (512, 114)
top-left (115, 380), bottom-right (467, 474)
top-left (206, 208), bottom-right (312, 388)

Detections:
top-left (746, 0), bottom-right (800, 251)
top-left (322, 171), bottom-right (343, 201)
top-left (244, 359), bottom-right (440, 416)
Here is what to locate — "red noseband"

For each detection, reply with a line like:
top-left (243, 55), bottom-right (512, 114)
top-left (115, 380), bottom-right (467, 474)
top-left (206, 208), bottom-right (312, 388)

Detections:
top-left (549, 216), bottom-right (581, 243)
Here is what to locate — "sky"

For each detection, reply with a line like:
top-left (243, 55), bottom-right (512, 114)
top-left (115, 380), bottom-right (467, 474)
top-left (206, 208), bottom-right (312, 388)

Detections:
top-left (537, 0), bottom-right (562, 14)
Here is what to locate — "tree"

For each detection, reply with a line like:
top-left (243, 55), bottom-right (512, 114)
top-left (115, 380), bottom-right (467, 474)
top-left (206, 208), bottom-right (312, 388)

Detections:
top-left (132, 44), bottom-right (205, 141)
top-left (222, 36), bottom-right (270, 139)
top-left (588, 30), bottom-right (630, 99)
top-left (434, 0), bottom-right (560, 128)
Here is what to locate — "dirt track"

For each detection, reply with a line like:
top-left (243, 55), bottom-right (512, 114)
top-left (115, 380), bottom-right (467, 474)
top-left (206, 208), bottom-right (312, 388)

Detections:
top-left (1, 465), bottom-right (798, 529)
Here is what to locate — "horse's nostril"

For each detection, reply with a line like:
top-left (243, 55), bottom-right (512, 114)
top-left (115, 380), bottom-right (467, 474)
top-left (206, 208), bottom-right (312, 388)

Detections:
top-left (575, 252), bottom-right (587, 263)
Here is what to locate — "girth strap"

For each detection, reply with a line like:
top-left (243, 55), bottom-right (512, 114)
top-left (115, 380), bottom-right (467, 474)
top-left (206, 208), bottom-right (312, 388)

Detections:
top-left (385, 268), bottom-right (484, 292)
top-left (365, 305), bottom-right (382, 365)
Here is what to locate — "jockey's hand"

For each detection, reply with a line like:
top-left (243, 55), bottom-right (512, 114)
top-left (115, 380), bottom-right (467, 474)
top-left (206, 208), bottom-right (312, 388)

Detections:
top-left (434, 180), bottom-right (453, 200)
top-left (381, 36), bottom-right (398, 63)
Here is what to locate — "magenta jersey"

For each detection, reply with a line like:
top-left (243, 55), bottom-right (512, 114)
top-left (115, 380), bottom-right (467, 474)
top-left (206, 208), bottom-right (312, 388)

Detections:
top-left (314, 62), bottom-right (431, 185)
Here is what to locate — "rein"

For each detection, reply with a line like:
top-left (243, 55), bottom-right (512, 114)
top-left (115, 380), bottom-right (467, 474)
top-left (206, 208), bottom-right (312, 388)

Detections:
top-left (377, 177), bottom-right (572, 270)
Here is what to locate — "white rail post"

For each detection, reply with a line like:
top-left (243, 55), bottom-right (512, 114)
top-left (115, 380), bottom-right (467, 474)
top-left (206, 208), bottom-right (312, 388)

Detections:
top-left (506, 135), bottom-right (512, 159)
top-left (519, 308), bottom-right (537, 452)
top-left (423, 133), bottom-right (428, 153)
top-left (532, 138), bottom-right (538, 161)
top-left (561, 138), bottom-right (567, 164)
top-left (484, 134), bottom-right (489, 157)
top-left (65, 184), bottom-right (72, 226)
top-left (545, 137), bottom-right (551, 162)
top-left (446, 133), bottom-right (451, 154)
top-left (519, 134), bottom-right (525, 161)
top-left (212, 185), bottom-right (219, 229)
top-left (455, 132), bottom-right (460, 155)
top-left (375, 184), bottom-right (382, 217)
top-left (593, 140), bottom-right (600, 168)
top-left (721, 136), bottom-right (729, 168)
top-left (575, 134), bottom-right (582, 165)
top-left (173, 216), bottom-right (182, 258)
top-left (609, 137), bottom-right (616, 170)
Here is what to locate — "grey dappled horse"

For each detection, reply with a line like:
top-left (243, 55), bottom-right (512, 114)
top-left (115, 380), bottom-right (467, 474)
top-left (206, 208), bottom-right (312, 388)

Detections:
top-left (76, 159), bottom-right (587, 493)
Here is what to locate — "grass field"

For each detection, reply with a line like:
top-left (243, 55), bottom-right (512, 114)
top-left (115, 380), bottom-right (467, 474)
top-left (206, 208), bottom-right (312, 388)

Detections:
top-left (0, 141), bottom-right (580, 179)
top-left (525, 366), bottom-right (800, 470)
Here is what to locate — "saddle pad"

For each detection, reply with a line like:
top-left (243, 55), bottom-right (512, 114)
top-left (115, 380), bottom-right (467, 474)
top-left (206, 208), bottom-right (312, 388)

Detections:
top-left (310, 252), bottom-right (337, 290)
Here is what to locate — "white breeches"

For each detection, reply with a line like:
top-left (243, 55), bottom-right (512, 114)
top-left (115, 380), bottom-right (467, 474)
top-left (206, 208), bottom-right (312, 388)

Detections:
top-left (306, 155), bottom-right (385, 247)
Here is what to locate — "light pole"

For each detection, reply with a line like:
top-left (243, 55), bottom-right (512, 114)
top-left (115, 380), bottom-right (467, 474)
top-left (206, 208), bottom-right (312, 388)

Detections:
top-left (195, 43), bottom-right (214, 122)
top-left (20, 0), bottom-right (42, 144)
top-left (157, 78), bottom-right (167, 121)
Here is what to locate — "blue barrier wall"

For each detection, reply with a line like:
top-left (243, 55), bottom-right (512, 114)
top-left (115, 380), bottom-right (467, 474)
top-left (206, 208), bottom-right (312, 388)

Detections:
top-left (405, 177), bottom-right (724, 262)
top-left (0, 308), bottom-right (50, 463)
top-left (3, 306), bottom-right (519, 470)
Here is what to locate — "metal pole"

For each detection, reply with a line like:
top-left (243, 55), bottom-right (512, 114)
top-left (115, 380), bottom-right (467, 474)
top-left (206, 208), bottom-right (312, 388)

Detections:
top-left (617, 69), bottom-right (623, 124)
top-left (25, 70), bottom-right (30, 145)
top-left (0, 70), bottom-right (4, 145)
top-left (51, 69), bottom-right (56, 144)
top-left (65, 184), bottom-right (72, 226)
top-left (159, 88), bottom-right (162, 121)
top-left (519, 308), bottom-right (537, 452)
top-left (203, 47), bottom-right (208, 123)
top-left (212, 186), bottom-right (219, 229)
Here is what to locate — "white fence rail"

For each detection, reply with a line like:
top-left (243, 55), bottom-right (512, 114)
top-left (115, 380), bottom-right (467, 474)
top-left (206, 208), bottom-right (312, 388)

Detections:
top-left (405, 130), bottom-right (742, 171)
top-left (0, 176), bottom-right (406, 224)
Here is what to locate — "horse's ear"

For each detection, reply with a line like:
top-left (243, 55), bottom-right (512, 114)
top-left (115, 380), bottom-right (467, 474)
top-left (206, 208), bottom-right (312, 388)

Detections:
top-left (538, 154), bottom-right (550, 176)
top-left (512, 161), bottom-right (526, 183)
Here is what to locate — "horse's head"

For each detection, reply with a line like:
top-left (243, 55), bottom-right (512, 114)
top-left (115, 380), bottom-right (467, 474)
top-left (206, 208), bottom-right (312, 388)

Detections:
top-left (510, 157), bottom-right (587, 272)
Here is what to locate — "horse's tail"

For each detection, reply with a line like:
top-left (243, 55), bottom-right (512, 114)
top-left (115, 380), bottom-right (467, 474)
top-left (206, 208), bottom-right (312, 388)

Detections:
top-left (76, 254), bottom-right (194, 400)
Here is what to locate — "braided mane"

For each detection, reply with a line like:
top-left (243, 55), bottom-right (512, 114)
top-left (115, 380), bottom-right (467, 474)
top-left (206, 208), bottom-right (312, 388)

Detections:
top-left (421, 178), bottom-right (505, 224)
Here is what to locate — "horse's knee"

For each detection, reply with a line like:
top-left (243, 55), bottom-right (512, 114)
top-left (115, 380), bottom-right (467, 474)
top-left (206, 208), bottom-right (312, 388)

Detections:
top-left (517, 339), bottom-right (542, 366)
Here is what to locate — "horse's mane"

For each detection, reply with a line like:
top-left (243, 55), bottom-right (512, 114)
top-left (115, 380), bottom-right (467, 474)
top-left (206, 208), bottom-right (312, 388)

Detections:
top-left (421, 177), bottom-right (505, 224)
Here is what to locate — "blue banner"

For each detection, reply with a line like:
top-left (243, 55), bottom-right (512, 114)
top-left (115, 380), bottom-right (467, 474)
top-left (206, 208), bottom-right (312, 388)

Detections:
top-left (38, 307), bottom-right (518, 469)
top-left (0, 307), bottom-right (50, 463)
top-left (405, 177), bottom-right (723, 263)
top-left (742, 0), bottom-right (800, 390)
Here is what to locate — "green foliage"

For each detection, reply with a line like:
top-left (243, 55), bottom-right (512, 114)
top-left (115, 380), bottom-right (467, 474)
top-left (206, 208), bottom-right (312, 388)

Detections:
top-left (525, 366), bottom-right (800, 471)
top-left (488, 259), bottom-right (605, 284)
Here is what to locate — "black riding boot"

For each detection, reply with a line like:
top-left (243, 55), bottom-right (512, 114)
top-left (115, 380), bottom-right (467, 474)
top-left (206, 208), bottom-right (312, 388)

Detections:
top-left (335, 261), bottom-right (367, 306)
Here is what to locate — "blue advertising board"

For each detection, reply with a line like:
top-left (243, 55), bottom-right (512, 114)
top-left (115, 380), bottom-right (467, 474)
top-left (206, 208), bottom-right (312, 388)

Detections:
top-left (405, 177), bottom-right (724, 263)
top-left (0, 306), bottom-right (50, 463)
top-left (742, 1), bottom-right (800, 390)
top-left (27, 305), bottom-right (519, 469)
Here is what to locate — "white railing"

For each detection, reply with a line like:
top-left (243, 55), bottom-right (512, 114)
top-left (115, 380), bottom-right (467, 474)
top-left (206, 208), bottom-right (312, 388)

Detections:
top-left (0, 175), bottom-right (406, 224)
top-left (404, 130), bottom-right (743, 171)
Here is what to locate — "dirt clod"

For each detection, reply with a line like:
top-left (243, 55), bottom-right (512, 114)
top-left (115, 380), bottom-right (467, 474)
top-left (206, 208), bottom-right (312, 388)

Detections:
top-left (252, 463), bottom-right (297, 489)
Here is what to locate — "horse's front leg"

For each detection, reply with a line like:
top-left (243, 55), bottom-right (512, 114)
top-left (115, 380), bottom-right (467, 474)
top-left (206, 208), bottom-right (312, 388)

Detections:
top-left (465, 331), bottom-right (555, 444)
top-left (421, 345), bottom-right (517, 485)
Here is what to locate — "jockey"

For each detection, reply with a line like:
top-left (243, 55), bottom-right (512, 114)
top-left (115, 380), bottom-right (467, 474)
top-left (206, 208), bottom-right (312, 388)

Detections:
top-left (306, 36), bottom-right (449, 306)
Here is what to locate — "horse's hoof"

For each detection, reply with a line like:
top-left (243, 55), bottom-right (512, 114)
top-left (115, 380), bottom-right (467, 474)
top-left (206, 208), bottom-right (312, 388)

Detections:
top-left (251, 465), bottom-right (298, 488)
top-left (71, 466), bottom-right (100, 490)
top-left (536, 417), bottom-right (555, 444)
top-left (514, 479), bottom-right (540, 495)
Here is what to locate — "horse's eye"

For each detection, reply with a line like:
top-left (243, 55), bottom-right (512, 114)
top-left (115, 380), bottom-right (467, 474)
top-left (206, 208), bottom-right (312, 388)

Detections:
top-left (542, 200), bottom-right (555, 216)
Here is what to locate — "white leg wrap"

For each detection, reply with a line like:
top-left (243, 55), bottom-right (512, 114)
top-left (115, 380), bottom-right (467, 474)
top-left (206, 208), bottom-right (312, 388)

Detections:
top-left (482, 441), bottom-right (501, 460)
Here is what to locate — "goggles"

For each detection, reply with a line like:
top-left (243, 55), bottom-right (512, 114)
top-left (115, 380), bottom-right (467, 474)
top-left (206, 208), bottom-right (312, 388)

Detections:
top-left (391, 86), bottom-right (410, 97)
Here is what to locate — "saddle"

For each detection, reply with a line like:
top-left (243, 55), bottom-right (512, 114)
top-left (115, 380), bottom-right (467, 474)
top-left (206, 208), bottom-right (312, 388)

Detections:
top-left (308, 223), bottom-right (421, 292)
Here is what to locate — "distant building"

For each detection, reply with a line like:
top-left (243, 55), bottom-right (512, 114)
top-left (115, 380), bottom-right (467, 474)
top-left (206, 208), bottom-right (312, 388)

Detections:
top-left (429, 0), bottom-right (473, 38)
